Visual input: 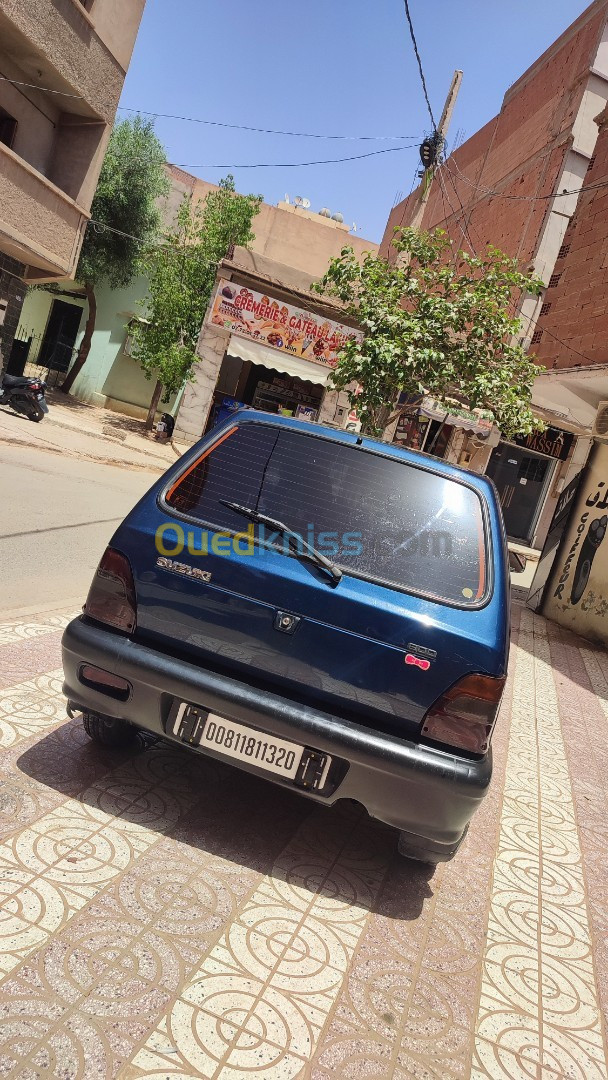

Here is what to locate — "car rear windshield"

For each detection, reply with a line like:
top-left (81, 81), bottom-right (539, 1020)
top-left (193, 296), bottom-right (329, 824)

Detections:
top-left (164, 423), bottom-right (488, 606)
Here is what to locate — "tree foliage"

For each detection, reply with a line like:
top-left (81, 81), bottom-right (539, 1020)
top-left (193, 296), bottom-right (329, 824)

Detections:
top-left (130, 177), bottom-right (262, 419)
top-left (60, 116), bottom-right (168, 394)
top-left (312, 227), bottom-right (544, 438)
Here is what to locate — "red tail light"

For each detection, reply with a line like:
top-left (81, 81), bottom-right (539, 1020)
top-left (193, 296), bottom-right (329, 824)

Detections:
top-left (84, 548), bottom-right (136, 633)
top-left (421, 674), bottom-right (505, 754)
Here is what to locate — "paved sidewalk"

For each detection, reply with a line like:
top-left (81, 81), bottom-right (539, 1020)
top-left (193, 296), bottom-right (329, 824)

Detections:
top-left (0, 391), bottom-right (189, 472)
top-left (0, 600), bottom-right (606, 1078)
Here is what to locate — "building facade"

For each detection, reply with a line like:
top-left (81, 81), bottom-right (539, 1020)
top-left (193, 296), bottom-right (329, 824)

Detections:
top-left (0, 0), bottom-right (146, 363)
top-left (174, 248), bottom-right (365, 445)
top-left (172, 199), bottom-right (377, 445)
top-left (10, 166), bottom-right (378, 424)
top-left (381, 0), bottom-right (608, 550)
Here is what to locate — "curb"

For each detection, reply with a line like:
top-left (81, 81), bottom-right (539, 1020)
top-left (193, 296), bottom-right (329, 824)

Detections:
top-left (1, 597), bottom-right (85, 623)
top-left (28, 412), bottom-right (174, 465)
top-left (0, 431), bottom-right (166, 472)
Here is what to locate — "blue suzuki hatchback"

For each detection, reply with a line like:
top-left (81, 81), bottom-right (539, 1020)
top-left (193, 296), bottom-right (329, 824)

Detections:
top-left (62, 412), bottom-right (510, 864)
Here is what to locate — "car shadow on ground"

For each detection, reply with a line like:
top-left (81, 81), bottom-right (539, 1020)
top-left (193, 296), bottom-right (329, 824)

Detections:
top-left (16, 714), bottom-right (436, 922)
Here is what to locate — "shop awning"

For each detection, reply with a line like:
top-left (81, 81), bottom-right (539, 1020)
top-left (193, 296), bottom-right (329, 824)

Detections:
top-left (419, 399), bottom-right (494, 437)
top-left (227, 335), bottom-right (331, 386)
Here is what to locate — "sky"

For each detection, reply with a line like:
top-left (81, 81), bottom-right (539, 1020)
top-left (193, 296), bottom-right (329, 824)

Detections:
top-left (118, 0), bottom-right (593, 244)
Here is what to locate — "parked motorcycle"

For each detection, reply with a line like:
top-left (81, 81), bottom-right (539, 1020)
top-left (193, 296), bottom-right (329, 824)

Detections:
top-left (0, 373), bottom-right (49, 422)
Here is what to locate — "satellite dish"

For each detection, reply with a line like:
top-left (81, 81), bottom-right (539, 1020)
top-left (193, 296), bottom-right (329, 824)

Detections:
top-left (331, 212), bottom-right (344, 223)
top-left (294, 195), bottom-right (303, 206)
top-left (319, 207), bottom-right (331, 217)
top-left (301, 198), bottom-right (311, 209)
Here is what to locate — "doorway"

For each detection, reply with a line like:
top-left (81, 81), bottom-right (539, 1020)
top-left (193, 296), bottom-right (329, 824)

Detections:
top-left (38, 300), bottom-right (83, 372)
top-left (486, 443), bottom-right (555, 543)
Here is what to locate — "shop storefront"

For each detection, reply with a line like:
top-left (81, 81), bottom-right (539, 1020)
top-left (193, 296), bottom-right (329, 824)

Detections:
top-left (174, 256), bottom-right (362, 445)
top-left (205, 335), bottom-right (328, 433)
top-left (392, 395), bottom-right (496, 464)
top-left (486, 428), bottom-right (575, 544)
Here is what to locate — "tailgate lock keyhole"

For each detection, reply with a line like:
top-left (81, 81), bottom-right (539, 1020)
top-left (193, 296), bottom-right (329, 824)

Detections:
top-left (274, 611), bottom-right (301, 634)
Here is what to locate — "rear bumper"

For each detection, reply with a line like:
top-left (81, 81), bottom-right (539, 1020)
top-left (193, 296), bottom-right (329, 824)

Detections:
top-left (62, 617), bottom-right (492, 857)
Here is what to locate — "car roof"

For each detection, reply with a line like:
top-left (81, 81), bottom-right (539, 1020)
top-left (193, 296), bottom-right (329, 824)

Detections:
top-left (230, 409), bottom-right (497, 499)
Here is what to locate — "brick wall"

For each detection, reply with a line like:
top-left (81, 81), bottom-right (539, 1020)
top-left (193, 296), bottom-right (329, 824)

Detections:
top-left (533, 106), bottom-right (608, 370)
top-left (0, 252), bottom-right (26, 374)
top-left (381, 1), bottom-right (607, 265)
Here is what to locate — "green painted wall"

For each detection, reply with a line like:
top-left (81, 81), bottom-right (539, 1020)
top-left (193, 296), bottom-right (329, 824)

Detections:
top-left (18, 278), bottom-right (180, 421)
top-left (18, 289), bottom-right (86, 365)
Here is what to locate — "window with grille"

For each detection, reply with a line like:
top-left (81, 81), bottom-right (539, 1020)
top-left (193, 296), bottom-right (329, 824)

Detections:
top-left (548, 273), bottom-right (561, 288)
top-left (587, 155), bottom-right (596, 171)
top-left (557, 243), bottom-right (570, 259)
top-left (531, 329), bottom-right (543, 345)
top-left (539, 302), bottom-right (552, 317)
top-left (517, 456), bottom-right (549, 484)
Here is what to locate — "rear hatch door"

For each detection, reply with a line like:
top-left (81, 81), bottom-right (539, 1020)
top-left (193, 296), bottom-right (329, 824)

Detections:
top-left (119, 420), bottom-right (504, 739)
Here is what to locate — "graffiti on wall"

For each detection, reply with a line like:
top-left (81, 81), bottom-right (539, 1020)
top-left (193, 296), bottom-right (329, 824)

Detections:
top-left (544, 445), bottom-right (608, 639)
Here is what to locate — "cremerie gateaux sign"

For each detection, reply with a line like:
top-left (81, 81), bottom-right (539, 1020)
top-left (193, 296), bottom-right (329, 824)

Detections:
top-left (209, 278), bottom-right (362, 369)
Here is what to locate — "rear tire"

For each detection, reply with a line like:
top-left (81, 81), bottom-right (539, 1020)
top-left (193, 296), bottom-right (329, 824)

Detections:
top-left (397, 825), bottom-right (468, 865)
top-left (397, 834), bottom-right (442, 865)
top-left (82, 712), bottom-right (136, 748)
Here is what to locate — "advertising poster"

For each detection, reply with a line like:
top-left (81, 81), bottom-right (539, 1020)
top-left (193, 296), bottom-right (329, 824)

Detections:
top-left (543, 442), bottom-right (608, 641)
top-left (209, 279), bottom-right (362, 369)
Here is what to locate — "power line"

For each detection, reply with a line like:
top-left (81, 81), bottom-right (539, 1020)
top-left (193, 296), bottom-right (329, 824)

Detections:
top-left (436, 165), bottom-right (474, 254)
top-left (169, 144), bottom-right (417, 170)
top-left (0, 74), bottom-right (82, 98)
top-left (445, 156), bottom-right (608, 203)
top-left (403, 0), bottom-right (436, 130)
top-left (0, 75), bottom-right (421, 143)
top-left (117, 105), bottom-right (419, 142)
top-left (438, 163), bottom-right (478, 255)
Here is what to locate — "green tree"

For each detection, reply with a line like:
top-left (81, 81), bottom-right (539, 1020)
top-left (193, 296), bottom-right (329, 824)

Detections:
top-left (130, 176), bottom-right (262, 428)
top-left (59, 116), bottom-right (168, 395)
top-left (313, 227), bottom-right (544, 438)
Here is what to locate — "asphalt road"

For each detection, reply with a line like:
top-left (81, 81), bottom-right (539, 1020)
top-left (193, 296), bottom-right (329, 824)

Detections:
top-left (0, 442), bottom-right (156, 616)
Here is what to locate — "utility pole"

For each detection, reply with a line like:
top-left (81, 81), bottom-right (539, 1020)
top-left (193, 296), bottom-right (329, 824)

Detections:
top-left (383, 69), bottom-right (464, 443)
top-left (407, 69), bottom-right (463, 233)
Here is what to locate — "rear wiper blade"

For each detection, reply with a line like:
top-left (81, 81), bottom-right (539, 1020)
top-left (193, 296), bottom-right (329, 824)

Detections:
top-left (220, 500), bottom-right (343, 584)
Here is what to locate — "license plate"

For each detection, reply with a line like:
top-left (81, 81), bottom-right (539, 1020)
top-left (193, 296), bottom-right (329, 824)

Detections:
top-left (36, 393), bottom-right (44, 399)
top-left (172, 704), bottom-right (332, 789)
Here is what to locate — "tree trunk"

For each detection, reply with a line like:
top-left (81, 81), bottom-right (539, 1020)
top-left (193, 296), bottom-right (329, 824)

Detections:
top-left (145, 379), bottom-right (163, 430)
top-left (59, 281), bottom-right (96, 395)
top-left (427, 413), bottom-right (450, 454)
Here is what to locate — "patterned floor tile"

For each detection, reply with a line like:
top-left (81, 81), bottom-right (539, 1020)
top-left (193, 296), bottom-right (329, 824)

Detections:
top-left (0, 614), bottom-right (80, 647)
top-left (474, 608), bottom-right (608, 1079)
top-left (0, 603), bottom-right (608, 1079)
top-left (128, 805), bottom-right (389, 1079)
top-left (0, 672), bottom-right (65, 749)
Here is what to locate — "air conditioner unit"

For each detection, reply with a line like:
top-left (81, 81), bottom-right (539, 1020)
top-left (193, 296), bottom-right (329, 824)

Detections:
top-left (592, 401), bottom-right (608, 439)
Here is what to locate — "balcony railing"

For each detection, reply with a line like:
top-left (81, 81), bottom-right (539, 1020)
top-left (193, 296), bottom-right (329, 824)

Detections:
top-left (0, 141), bottom-right (88, 278)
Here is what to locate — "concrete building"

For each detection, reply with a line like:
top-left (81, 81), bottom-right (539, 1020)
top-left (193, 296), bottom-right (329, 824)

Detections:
top-left (381, 0), bottom-right (608, 551)
top-left (531, 102), bottom-right (608, 420)
top-left (0, 0), bottom-right (146, 360)
top-left (523, 103), bottom-right (608, 627)
top-left (13, 165), bottom-right (377, 426)
top-left (171, 183), bottom-right (377, 445)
